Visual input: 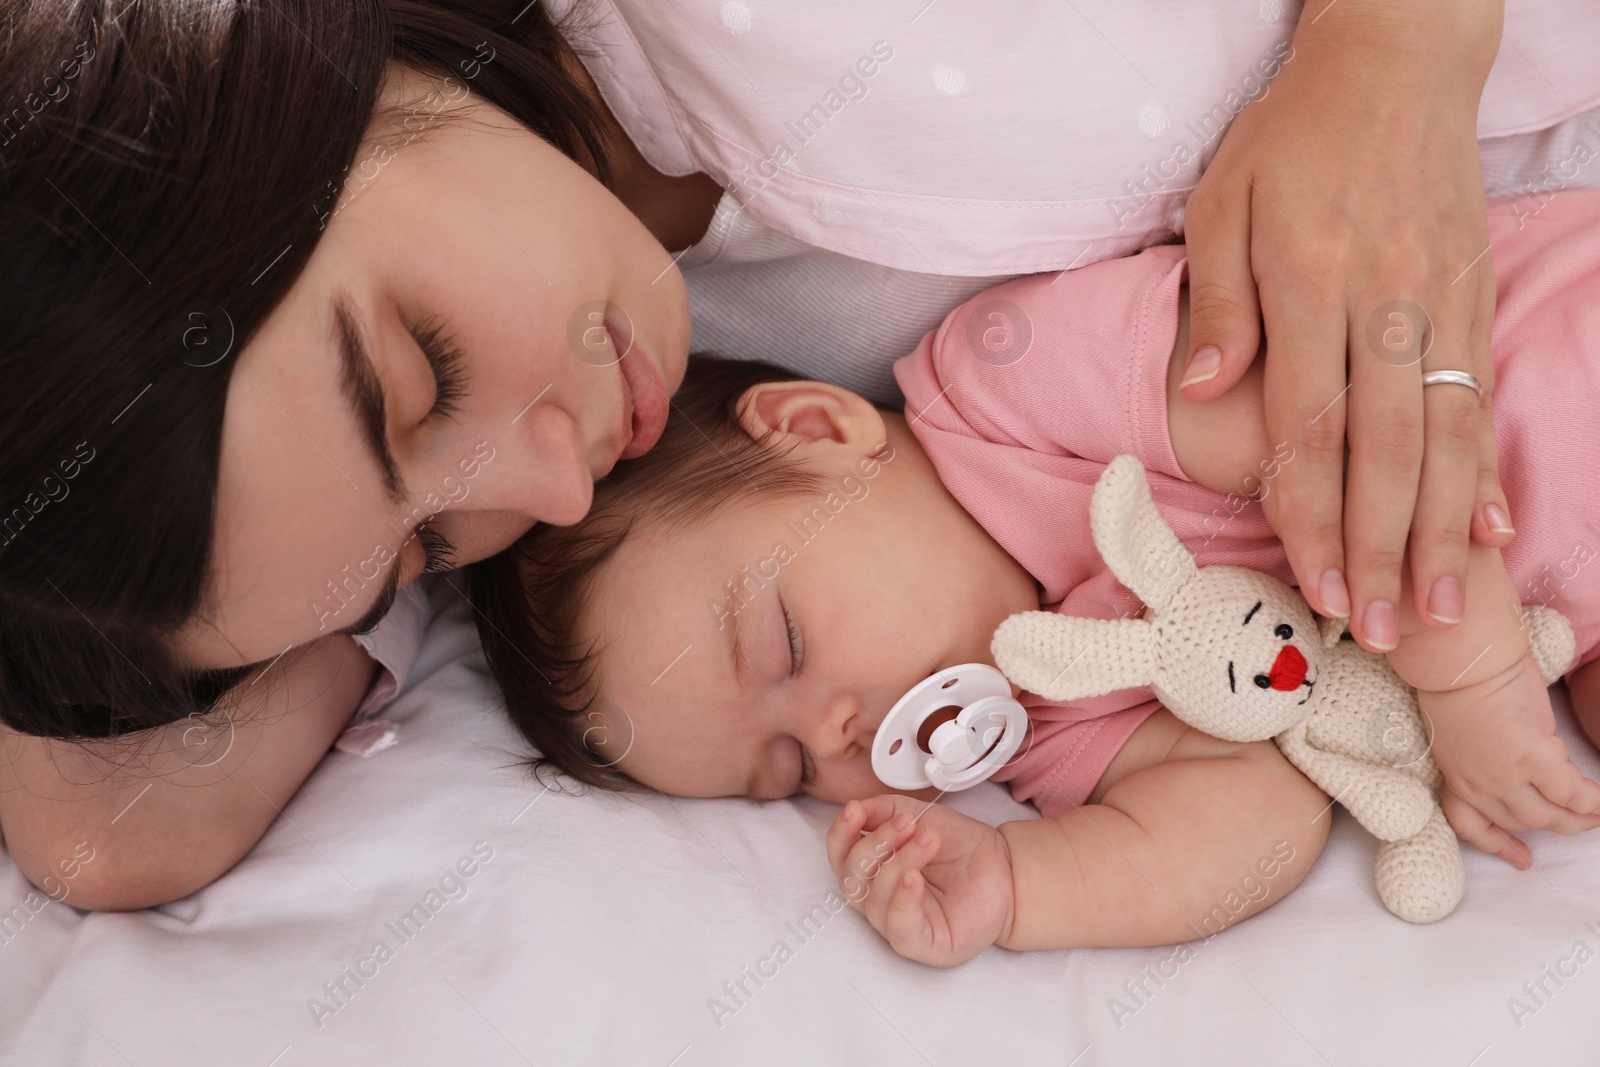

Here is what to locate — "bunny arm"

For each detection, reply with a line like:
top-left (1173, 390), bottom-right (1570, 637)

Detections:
top-left (991, 612), bottom-right (1157, 702)
top-left (1275, 720), bottom-right (1437, 841)
top-left (1524, 605), bottom-right (1577, 685)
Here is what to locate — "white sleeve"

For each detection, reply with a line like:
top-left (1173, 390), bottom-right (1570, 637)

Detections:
top-left (336, 577), bottom-right (435, 756)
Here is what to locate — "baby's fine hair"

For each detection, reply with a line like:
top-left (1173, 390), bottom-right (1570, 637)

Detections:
top-left (472, 355), bottom-right (852, 790)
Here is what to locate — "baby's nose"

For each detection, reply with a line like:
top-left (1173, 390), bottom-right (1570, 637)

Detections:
top-left (809, 692), bottom-right (868, 761)
top-left (1267, 645), bottom-right (1307, 690)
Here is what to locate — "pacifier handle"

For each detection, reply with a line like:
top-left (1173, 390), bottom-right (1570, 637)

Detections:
top-left (871, 664), bottom-right (1028, 792)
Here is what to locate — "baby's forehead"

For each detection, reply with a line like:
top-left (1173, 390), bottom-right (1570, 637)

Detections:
top-left (582, 530), bottom-right (725, 659)
top-left (594, 504), bottom-right (769, 588)
top-left (579, 497), bottom-right (795, 690)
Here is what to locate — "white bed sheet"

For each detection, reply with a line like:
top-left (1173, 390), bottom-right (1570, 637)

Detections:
top-left (3, 588), bottom-right (1599, 1067)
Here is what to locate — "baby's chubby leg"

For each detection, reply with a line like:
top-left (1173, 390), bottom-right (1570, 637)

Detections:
top-left (1000, 708), bottom-right (1329, 950)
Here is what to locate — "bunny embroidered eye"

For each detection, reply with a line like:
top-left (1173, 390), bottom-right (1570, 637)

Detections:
top-left (1275, 623), bottom-right (1293, 640)
top-left (1254, 674), bottom-right (1272, 689)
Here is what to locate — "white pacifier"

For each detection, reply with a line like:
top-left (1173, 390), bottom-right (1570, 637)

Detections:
top-left (871, 664), bottom-right (1029, 792)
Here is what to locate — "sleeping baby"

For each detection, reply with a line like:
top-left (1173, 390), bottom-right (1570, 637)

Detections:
top-left (472, 190), bottom-right (1600, 966)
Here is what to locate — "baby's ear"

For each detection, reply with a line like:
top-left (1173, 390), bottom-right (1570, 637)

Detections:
top-left (992, 611), bottom-right (1156, 701)
top-left (736, 379), bottom-right (887, 453)
top-left (1090, 455), bottom-right (1196, 615)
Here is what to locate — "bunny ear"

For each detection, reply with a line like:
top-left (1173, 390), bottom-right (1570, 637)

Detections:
top-left (1318, 614), bottom-right (1350, 649)
top-left (991, 611), bottom-right (1156, 701)
top-left (1523, 605), bottom-right (1577, 684)
top-left (1090, 455), bottom-right (1196, 615)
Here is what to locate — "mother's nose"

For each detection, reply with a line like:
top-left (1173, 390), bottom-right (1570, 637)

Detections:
top-left (468, 409), bottom-right (596, 528)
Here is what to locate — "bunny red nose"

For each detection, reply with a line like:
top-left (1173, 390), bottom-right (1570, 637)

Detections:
top-left (1268, 645), bottom-right (1307, 690)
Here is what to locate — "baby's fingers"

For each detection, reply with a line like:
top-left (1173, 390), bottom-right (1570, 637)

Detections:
top-left (1499, 787), bottom-right (1595, 838)
top-left (1512, 785), bottom-right (1600, 837)
top-left (836, 811), bottom-right (922, 911)
top-left (1528, 749), bottom-right (1600, 825)
top-left (827, 797), bottom-right (908, 876)
top-left (826, 799), bottom-right (869, 876)
top-left (860, 827), bottom-right (940, 929)
top-left (883, 869), bottom-right (945, 966)
top-left (1443, 789), bottom-right (1530, 869)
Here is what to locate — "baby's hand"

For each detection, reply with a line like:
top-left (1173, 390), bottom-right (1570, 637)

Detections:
top-left (1424, 652), bottom-right (1600, 868)
top-left (826, 796), bottom-right (1014, 968)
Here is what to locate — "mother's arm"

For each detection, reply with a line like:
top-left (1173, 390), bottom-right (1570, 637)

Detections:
top-left (0, 636), bottom-right (374, 911)
top-left (1179, 0), bottom-right (1512, 654)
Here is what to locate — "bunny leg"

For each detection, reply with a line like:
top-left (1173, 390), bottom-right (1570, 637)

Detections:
top-left (1374, 808), bottom-right (1465, 923)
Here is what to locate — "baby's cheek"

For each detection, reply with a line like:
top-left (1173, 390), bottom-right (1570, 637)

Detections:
top-left (813, 762), bottom-right (886, 805)
top-left (814, 762), bottom-right (939, 806)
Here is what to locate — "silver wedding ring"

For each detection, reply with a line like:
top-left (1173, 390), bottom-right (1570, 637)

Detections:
top-left (1420, 369), bottom-right (1483, 398)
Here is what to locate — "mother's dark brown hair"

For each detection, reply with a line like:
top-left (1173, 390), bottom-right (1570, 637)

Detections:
top-left (0, 1), bottom-right (609, 738)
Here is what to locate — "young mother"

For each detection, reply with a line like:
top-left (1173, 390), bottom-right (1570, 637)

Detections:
top-left (2, 0), bottom-right (1596, 909)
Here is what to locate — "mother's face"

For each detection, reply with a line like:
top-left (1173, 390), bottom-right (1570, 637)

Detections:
top-left (177, 67), bottom-right (690, 670)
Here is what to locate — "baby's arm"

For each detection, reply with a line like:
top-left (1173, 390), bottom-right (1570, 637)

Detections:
top-left (826, 711), bottom-right (1328, 964)
top-left (1161, 283), bottom-right (1600, 863)
top-left (1386, 543), bottom-right (1600, 865)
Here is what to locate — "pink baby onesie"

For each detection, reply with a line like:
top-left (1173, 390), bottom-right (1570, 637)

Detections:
top-left (894, 190), bottom-right (1600, 818)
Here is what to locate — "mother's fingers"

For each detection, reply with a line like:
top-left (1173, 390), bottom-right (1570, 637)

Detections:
top-left (1408, 256), bottom-right (1498, 627)
top-left (1180, 174), bottom-right (1263, 402)
top-left (1470, 390), bottom-right (1515, 549)
top-left (1458, 262), bottom-right (1515, 550)
top-left (1342, 288), bottom-right (1437, 651)
top-left (1400, 287), bottom-right (1481, 634)
top-left (1406, 381), bottom-right (1478, 627)
top-left (1256, 255), bottom-right (1352, 621)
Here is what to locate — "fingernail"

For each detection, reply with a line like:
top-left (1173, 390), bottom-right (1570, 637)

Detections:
top-left (892, 813), bottom-right (909, 832)
top-left (1484, 503), bottom-right (1515, 535)
top-left (843, 801), bottom-right (858, 821)
top-left (916, 830), bottom-right (933, 848)
top-left (1319, 569), bottom-right (1351, 617)
top-left (1427, 576), bottom-right (1464, 625)
top-left (1180, 346), bottom-right (1222, 388)
top-left (1362, 599), bottom-right (1398, 651)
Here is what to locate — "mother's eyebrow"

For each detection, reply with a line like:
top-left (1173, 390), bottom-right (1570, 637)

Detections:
top-left (333, 292), bottom-right (405, 502)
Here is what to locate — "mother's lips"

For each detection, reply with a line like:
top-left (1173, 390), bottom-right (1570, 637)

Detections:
top-left (617, 327), bottom-right (669, 460)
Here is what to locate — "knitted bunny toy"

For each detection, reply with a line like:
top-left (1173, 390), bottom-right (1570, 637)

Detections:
top-left (991, 455), bottom-right (1576, 923)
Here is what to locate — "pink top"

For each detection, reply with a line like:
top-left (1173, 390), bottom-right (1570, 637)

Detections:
top-left (895, 190), bottom-right (1600, 816)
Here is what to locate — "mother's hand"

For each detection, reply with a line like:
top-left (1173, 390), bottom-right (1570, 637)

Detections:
top-left (1179, 0), bottom-right (1512, 654)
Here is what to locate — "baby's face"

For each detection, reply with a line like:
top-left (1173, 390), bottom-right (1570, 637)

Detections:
top-left (575, 416), bottom-right (1040, 804)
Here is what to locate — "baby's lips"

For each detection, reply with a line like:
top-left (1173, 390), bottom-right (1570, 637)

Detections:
top-left (1268, 645), bottom-right (1308, 690)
